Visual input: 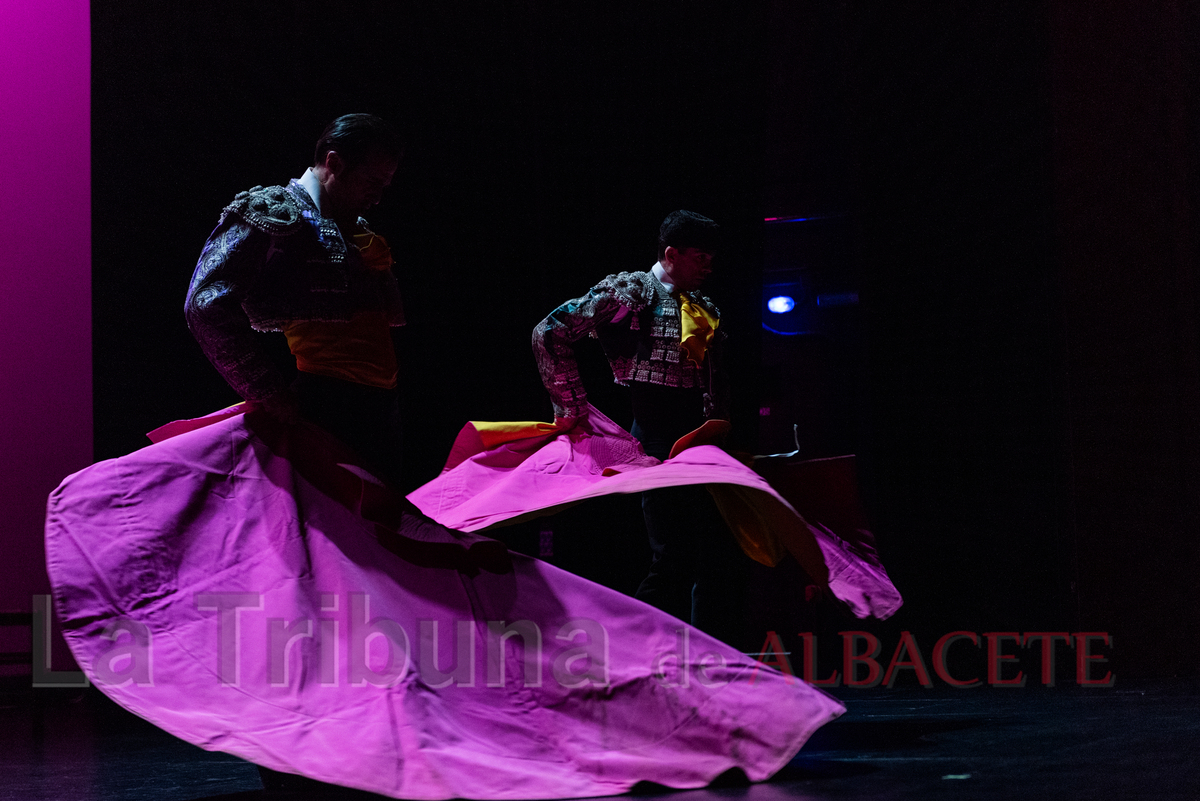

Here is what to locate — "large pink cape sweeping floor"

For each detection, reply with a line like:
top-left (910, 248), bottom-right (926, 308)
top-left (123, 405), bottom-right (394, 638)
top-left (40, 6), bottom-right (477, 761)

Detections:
top-left (408, 406), bottom-right (901, 621)
top-left (45, 410), bottom-right (847, 799)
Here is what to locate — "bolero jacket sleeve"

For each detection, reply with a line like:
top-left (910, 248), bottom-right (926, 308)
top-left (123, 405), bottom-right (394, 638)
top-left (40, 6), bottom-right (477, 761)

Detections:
top-left (531, 272), bottom-right (654, 419)
top-left (185, 186), bottom-right (306, 402)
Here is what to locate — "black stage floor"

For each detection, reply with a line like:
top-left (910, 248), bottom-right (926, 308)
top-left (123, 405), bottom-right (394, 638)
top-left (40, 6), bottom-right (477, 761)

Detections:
top-left (3, 678), bottom-right (1197, 800)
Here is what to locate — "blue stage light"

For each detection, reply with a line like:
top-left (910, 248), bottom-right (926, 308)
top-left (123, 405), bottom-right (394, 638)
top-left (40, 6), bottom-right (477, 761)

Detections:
top-left (767, 295), bottom-right (795, 314)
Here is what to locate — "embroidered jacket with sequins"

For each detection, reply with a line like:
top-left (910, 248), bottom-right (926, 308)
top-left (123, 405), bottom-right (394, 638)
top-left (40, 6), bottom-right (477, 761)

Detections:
top-left (532, 270), bottom-right (728, 420)
top-left (185, 180), bottom-right (404, 402)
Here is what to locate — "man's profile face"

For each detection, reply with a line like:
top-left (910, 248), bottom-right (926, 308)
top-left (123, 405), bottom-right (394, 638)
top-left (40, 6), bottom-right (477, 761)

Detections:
top-left (664, 246), bottom-right (715, 292)
top-left (325, 151), bottom-right (399, 220)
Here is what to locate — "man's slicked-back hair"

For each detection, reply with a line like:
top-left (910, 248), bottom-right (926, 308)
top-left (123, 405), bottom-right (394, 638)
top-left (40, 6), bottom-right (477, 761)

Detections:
top-left (314, 114), bottom-right (403, 171)
top-left (658, 210), bottom-right (721, 260)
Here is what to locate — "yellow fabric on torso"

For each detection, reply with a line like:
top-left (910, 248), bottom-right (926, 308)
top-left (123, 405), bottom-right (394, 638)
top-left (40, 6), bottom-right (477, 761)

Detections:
top-left (678, 296), bottom-right (719, 367)
top-left (284, 232), bottom-right (398, 388)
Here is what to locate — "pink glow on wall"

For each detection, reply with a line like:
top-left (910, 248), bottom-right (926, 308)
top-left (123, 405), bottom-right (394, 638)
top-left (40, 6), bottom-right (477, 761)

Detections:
top-left (0, 1), bottom-right (92, 613)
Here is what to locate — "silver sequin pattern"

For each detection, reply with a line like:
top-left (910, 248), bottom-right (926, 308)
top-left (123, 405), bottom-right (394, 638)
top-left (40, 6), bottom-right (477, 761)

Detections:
top-left (532, 270), bottom-right (725, 419)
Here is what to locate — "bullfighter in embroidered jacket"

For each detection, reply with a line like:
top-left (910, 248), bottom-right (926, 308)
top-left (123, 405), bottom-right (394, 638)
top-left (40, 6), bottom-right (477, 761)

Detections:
top-left (532, 210), bottom-right (752, 649)
top-left (186, 114), bottom-right (406, 482)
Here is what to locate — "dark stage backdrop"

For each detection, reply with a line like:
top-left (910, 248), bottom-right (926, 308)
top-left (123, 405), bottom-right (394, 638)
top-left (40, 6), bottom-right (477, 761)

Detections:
top-left (810, 2), bottom-right (1199, 679)
top-left (851, 4), bottom-right (1070, 647)
top-left (91, 2), bottom-right (1200, 679)
top-left (91, 1), bottom-right (767, 486)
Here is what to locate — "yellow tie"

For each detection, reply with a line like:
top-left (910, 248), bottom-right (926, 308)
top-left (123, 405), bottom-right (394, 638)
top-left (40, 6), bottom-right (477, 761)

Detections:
top-left (678, 295), bottom-right (719, 367)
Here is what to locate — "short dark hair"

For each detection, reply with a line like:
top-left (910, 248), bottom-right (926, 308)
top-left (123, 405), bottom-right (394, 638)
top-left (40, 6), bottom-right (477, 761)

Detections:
top-left (314, 114), bottom-right (403, 170)
top-left (658, 210), bottom-right (721, 260)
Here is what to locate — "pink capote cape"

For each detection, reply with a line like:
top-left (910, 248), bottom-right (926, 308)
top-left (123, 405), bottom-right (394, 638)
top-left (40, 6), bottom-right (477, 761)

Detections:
top-left (407, 406), bottom-right (901, 621)
top-left (45, 408), bottom-right (846, 800)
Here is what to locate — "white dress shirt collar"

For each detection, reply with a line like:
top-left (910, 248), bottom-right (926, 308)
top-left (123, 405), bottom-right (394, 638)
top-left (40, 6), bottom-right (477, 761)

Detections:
top-left (651, 261), bottom-right (675, 293)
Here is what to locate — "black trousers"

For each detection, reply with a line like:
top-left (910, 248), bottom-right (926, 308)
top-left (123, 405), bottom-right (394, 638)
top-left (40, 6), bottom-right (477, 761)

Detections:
top-left (292, 371), bottom-right (403, 486)
top-left (629, 384), bottom-right (751, 651)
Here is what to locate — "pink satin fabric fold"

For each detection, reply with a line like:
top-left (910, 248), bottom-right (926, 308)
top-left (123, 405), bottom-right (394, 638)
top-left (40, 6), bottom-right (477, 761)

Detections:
top-left (408, 405), bottom-right (902, 620)
top-left (46, 409), bottom-right (847, 799)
